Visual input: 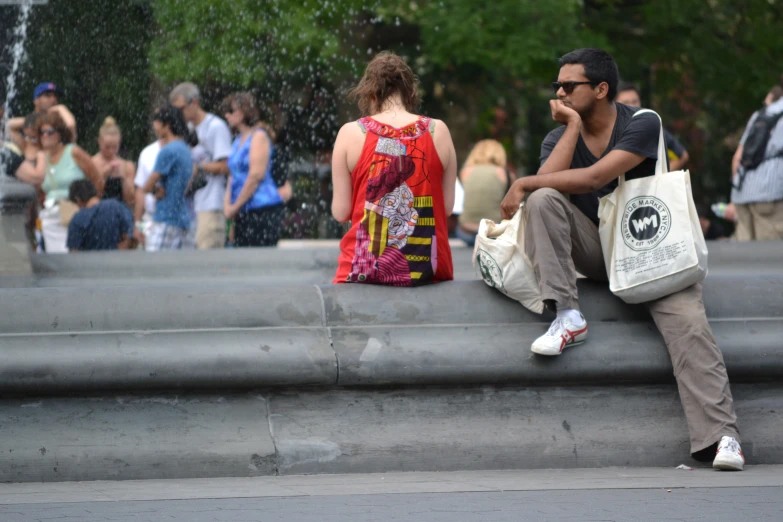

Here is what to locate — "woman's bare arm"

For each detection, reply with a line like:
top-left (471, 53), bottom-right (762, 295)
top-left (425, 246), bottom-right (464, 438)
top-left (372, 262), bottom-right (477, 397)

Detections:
top-left (72, 145), bottom-right (104, 195)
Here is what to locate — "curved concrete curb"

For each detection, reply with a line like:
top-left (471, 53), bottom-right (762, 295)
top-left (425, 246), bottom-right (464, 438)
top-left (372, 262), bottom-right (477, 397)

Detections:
top-left (0, 284), bottom-right (324, 333)
top-left (3, 275), bottom-right (781, 333)
top-left (330, 320), bottom-right (783, 386)
top-left (0, 329), bottom-right (336, 392)
top-left (16, 241), bottom-right (783, 288)
top-left (1, 383), bottom-right (780, 482)
top-left (0, 393), bottom-right (277, 482)
top-left (1, 276), bottom-right (781, 393)
top-left (1, 269), bottom-right (782, 481)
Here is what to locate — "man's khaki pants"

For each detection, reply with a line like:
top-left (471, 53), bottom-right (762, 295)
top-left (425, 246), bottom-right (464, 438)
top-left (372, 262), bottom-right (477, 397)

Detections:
top-left (196, 211), bottom-right (226, 249)
top-left (525, 188), bottom-right (740, 454)
top-left (734, 200), bottom-right (783, 241)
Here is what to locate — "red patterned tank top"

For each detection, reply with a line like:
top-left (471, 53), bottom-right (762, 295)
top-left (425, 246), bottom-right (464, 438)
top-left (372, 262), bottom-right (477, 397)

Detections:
top-left (334, 116), bottom-right (454, 286)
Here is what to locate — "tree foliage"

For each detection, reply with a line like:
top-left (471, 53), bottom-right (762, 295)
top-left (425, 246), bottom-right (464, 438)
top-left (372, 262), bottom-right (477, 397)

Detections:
top-left (389, 0), bottom-right (607, 80)
top-left (584, 0), bottom-right (783, 196)
top-left (150, 0), bottom-right (371, 86)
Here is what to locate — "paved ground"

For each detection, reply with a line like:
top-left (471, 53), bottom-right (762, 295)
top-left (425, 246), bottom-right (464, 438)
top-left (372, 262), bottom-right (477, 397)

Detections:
top-left (0, 466), bottom-right (781, 521)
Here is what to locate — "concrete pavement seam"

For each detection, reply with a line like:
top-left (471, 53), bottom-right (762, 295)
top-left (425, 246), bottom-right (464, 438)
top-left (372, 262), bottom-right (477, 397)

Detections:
top-left (314, 284), bottom-right (327, 328)
top-left (314, 284), bottom-right (339, 385)
top-left (257, 394), bottom-right (280, 477)
top-left (0, 325), bottom-right (329, 338)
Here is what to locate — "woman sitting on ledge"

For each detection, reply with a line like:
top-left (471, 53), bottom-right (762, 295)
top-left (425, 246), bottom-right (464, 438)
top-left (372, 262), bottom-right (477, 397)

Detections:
top-left (331, 51), bottom-right (458, 286)
top-left (456, 139), bottom-right (515, 247)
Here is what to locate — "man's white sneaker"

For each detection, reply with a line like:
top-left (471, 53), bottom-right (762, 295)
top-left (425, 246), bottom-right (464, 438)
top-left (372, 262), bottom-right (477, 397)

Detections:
top-left (531, 314), bottom-right (587, 356)
top-left (713, 436), bottom-right (744, 471)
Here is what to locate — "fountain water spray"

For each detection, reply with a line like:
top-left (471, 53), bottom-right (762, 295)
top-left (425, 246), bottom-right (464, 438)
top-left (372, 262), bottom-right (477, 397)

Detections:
top-left (0, 0), bottom-right (37, 233)
top-left (2, 0), bottom-right (34, 160)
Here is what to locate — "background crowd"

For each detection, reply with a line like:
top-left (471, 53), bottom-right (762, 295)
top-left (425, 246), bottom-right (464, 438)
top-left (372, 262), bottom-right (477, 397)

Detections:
top-left (1, 0), bottom-right (782, 253)
top-left (3, 71), bottom-right (783, 253)
top-left (2, 82), bottom-right (295, 252)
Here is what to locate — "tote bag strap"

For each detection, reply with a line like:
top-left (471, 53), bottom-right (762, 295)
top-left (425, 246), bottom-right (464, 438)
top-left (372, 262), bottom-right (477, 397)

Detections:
top-left (619, 109), bottom-right (667, 186)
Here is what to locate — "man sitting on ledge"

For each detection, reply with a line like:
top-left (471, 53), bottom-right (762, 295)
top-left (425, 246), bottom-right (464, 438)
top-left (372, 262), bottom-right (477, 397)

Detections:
top-left (500, 48), bottom-right (744, 471)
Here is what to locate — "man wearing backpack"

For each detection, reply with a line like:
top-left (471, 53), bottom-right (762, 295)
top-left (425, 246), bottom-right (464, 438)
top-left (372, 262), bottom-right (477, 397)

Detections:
top-left (730, 82), bottom-right (783, 240)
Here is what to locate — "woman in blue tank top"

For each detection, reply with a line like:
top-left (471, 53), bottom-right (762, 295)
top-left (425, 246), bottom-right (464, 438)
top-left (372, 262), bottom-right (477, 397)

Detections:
top-left (222, 92), bottom-right (289, 247)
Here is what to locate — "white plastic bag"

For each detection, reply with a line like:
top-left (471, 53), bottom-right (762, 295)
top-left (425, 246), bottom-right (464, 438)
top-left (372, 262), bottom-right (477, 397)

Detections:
top-left (597, 109), bottom-right (708, 304)
top-left (473, 203), bottom-right (544, 313)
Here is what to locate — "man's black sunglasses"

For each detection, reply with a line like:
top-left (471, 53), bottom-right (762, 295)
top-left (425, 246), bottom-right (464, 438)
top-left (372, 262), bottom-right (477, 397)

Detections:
top-left (552, 81), bottom-right (599, 95)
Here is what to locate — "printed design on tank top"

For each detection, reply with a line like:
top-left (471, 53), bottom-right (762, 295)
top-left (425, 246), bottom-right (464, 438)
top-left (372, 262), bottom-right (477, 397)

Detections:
top-left (348, 116), bottom-right (438, 286)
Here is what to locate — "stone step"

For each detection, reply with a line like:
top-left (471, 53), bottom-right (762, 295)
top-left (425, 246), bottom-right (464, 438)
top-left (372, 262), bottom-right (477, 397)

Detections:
top-left (0, 383), bottom-right (779, 482)
top-left (15, 241), bottom-right (783, 288)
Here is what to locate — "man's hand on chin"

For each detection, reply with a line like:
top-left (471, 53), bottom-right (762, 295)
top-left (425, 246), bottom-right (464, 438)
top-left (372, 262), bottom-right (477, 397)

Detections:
top-left (500, 179), bottom-right (528, 220)
top-left (550, 100), bottom-right (581, 126)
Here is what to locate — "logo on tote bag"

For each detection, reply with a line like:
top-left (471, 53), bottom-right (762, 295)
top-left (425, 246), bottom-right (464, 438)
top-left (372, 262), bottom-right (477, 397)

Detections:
top-left (621, 196), bottom-right (671, 251)
top-left (476, 249), bottom-right (505, 292)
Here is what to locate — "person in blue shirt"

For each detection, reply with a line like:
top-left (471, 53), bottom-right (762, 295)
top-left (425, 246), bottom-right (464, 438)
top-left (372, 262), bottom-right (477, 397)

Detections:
top-left (66, 179), bottom-right (134, 251)
top-left (142, 105), bottom-right (193, 251)
top-left (222, 92), bottom-right (291, 247)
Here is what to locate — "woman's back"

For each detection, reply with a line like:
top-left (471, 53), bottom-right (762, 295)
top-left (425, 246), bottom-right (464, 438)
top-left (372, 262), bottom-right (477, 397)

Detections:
top-left (334, 115), bottom-right (453, 286)
top-left (459, 164), bottom-right (508, 226)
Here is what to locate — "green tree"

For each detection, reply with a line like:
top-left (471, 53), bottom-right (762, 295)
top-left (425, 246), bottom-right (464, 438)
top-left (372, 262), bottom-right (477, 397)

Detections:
top-left (382, 0), bottom-right (608, 172)
top-left (150, 0), bottom-right (371, 86)
top-left (147, 0), bottom-right (783, 215)
top-left (585, 0), bottom-right (783, 202)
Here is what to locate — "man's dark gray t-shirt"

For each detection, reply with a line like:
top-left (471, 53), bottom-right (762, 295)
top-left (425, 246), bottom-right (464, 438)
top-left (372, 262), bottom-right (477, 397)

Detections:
top-left (539, 103), bottom-right (662, 225)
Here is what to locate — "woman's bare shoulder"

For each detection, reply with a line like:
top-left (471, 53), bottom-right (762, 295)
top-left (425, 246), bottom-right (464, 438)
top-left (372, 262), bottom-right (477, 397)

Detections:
top-left (430, 119), bottom-right (453, 137)
top-left (338, 120), bottom-right (366, 138)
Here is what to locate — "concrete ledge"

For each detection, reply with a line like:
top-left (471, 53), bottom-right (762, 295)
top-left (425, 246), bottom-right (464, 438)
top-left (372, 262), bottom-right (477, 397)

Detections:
top-left (331, 321), bottom-right (783, 386)
top-left (0, 329), bottom-right (336, 393)
top-left (30, 248), bottom-right (341, 278)
top-left (3, 275), bottom-right (781, 334)
top-left (322, 274), bottom-right (783, 325)
top-left (0, 284), bottom-right (324, 334)
top-left (16, 241), bottom-right (783, 289)
top-left (0, 383), bottom-right (780, 482)
top-left (268, 384), bottom-right (783, 474)
top-left (0, 320), bottom-right (779, 393)
top-left (0, 393), bottom-right (276, 482)
top-left (1, 276), bottom-right (782, 393)
top-left (2, 253), bottom-right (782, 481)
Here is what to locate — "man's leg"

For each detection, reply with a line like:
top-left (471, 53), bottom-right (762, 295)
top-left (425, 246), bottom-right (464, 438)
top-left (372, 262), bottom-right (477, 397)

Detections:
top-left (646, 283), bottom-right (741, 457)
top-left (749, 200), bottom-right (783, 240)
top-left (525, 189), bottom-right (605, 355)
top-left (525, 188), bottom-right (606, 309)
top-left (733, 203), bottom-right (755, 241)
top-left (196, 211), bottom-right (226, 249)
top-left (145, 222), bottom-right (163, 252)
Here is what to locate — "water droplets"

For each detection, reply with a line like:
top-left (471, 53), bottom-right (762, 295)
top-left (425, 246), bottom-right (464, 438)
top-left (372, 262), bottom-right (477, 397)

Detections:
top-left (1, 0), bottom-right (33, 132)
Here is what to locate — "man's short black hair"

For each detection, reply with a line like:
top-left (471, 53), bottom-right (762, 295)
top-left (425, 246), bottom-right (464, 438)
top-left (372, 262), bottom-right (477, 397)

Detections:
top-left (69, 179), bottom-right (97, 204)
top-left (153, 104), bottom-right (188, 138)
top-left (617, 81), bottom-right (639, 95)
top-left (558, 48), bottom-right (620, 101)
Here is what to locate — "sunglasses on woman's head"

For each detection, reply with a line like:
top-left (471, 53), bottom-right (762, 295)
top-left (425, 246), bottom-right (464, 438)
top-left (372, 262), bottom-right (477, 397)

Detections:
top-left (551, 81), bottom-right (599, 95)
top-left (39, 128), bottom-right (57, 136)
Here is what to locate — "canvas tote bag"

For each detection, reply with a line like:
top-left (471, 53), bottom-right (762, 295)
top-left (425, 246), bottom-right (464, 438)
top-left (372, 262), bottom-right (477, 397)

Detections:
top-left (597, 109), bottom-right (708, 304)
top-left (473, 203), bottom-right (544, 313)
